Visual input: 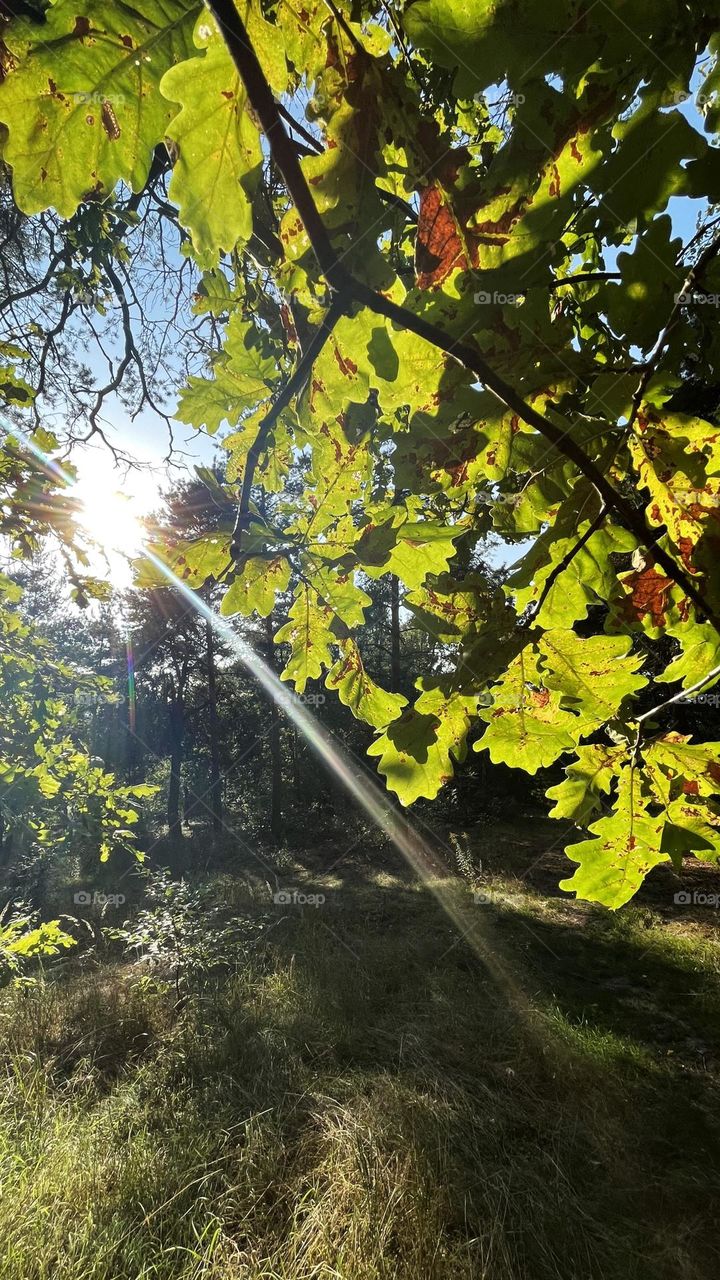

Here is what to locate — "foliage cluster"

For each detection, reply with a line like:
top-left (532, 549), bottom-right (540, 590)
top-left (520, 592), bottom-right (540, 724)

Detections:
top-left (1, 1), bottom-right (720, 903)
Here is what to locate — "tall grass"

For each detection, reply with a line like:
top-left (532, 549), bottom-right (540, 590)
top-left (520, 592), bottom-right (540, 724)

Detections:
top-left (0, 856), bottom-right (718, 1279)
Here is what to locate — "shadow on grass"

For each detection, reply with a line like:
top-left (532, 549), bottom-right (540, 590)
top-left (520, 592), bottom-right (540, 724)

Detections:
top-left (2, 824), bottom-right (719, 1280)
top-left (181, 846), bottom-right (720, 1280)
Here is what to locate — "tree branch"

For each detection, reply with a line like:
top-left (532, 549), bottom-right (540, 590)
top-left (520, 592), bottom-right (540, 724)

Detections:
top-left (629, 230), bottom-right (720, 431)
top-left (277, 102), bottom-right (323, 154)
top-left (275, 102), bottom-right (419, 222)
top-left (637, 660), bottom-right (720, 726)
top-left (548, 272), bottom-right (621, 290)
top-left (206, 0), bottom-right (720, 636)
top-left (207, 0), bottom-right (346, 287)
top-left (519, 504), bottom-right (609, 629)
top-left (0, 249), bottom-right (67, 313)
top-left (230, 291), bottom-right (348, 558)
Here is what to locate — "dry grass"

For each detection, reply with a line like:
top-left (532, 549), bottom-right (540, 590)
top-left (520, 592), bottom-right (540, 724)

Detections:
top-left (0, 833), bottom-right (719, 1279)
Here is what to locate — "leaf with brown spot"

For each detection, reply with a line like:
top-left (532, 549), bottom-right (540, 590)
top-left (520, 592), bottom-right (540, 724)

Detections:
top-left (560, 766), bottom-right (670, 909)
top-left (620, 562), bottom-right (674, 628)
top-left (369, 686), bottom-right (476, 804)
top-left (0, 0), bottom-right (198, 218)
top-left (416, 181), bottom-right (468, 288)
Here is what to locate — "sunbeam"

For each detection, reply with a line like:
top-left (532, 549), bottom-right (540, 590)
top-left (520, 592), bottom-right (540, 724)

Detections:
top-left (143, 548), bottom-right (537, 1021)
top-left (2, 423), bottom-right (536, 1024)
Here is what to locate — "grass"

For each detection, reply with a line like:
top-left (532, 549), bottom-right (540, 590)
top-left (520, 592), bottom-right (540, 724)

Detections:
top-left (0, 819), bottom-right (719, 1279)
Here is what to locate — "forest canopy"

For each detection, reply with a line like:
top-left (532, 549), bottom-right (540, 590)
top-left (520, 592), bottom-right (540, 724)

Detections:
top-left (1, 0), bottom-right (720, 908)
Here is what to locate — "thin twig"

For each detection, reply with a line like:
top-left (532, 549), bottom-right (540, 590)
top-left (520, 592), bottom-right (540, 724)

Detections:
top-left (277, 102), bottom-right (323, 154)
top-left (230, 291), bottom-right (348, 558)
top-left (322, 0), bottom-right (363, 55)
top-left (637, 661), bottom-right (720, 725)
top-left (520, 504), bottom-right (609, 628)
top-left (0, 249), bottom-right (66, 313)
top-left (548, 272), bottom-right (621, 290)
top-left (628, 230), bottom-right (720, 432)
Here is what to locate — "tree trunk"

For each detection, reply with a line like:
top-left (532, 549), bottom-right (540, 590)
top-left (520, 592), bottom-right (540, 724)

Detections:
top-left (265, 614), bottom-right (283, 843)
top-left (292, 725), bottom-right (301, 791)
top-left (205, 618), bottom-right (223, 834)
top-left (167, 698), bottom-right (184, 837)
top-left (390, 573), bottom-right (401, 693)
top-left (0, 811), bottom-right (11, 871)
top-left (124, 631), bottom-right (141, 784)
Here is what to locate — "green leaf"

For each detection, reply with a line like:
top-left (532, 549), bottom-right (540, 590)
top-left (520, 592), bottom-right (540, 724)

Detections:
top-left (177, 318), bottom-right (277, 433)
top-left (656, 618), bottom-right (720, 692)
top-left (405, 572), bottom-right (500, 644)
top-left (224, 315), bottom-right (279, 395)
top-left (135, 533), bottom-right (231, 588)
top-left (161, 15), bottom-right (262, 263)
top-left (509, 495), bottom-right (638, 627)
top-left (476, 628), bottom-right (644, 774)
top-left (547, 745), bottom-right (627, 824)
top-left (220, 556), bottom-right (290, 619)
top-left (560, 767), bottom-right (671, 910)
top-left (538, 630), bottom-right (647, 737)
top-left (275, 584), bottom-right (335, 694)
top-left (644, 734), bottom-right (720, 802)
top-left (176, 371), bottom-right (247, 434)
top-left (664, 796), bottom-right (720, 861)
top-left (557, 734), bottom-right (720, 907)
top-left (0, 0), bottom-right (198, 217)
top-left (601, 216), bottom-right (684, 352)
top-left (0, 366), bottom-right (36, 405)
top-left (368, 686), bottom-right (476, 805)
top-left (7, 918), bottom-right (76, 958)
top-left (326, 638), bottom-right (407, 728)
top-left (629, 410), bottom-right (720, 576)
top-left (475, 645), bottom-right (576, 774)
top-left (402, 0), bottom-right (596, 90)
top-left (191, 267), bottom-right (233, 315)
top-left (302, 559), bottom-right (371, 628)
top-left (595, 94), bottom-right (709, 223)
top-left (278, 58), bottom-right (385, 262)
top-left (360, 516), bottom-right (463, 590)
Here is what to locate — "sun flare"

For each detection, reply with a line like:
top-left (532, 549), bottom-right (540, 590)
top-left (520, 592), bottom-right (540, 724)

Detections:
top-left (78, 486), bottom-right (145, 557)
top-left (73, 453), bottom-right (160, 578)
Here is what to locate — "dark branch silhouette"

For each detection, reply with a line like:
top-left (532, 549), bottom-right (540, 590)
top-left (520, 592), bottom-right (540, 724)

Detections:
top-left (206, 0), bottom-right (720, 636)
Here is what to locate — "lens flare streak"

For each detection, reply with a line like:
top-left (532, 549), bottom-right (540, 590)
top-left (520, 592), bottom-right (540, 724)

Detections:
top-left (144, 550), bottom-right (536, 1015)
top-left (2, 422), bottom-right (536, 1018)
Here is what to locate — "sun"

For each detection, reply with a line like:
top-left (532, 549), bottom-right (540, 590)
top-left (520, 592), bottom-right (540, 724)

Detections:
top-left (73, 451), bottom-right (161, 580)
top-left (78, 485), bottom-right (145, 557)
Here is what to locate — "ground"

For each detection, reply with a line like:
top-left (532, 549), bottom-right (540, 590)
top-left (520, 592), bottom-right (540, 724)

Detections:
top-left (0, 816), bottom-right (719, 1279)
